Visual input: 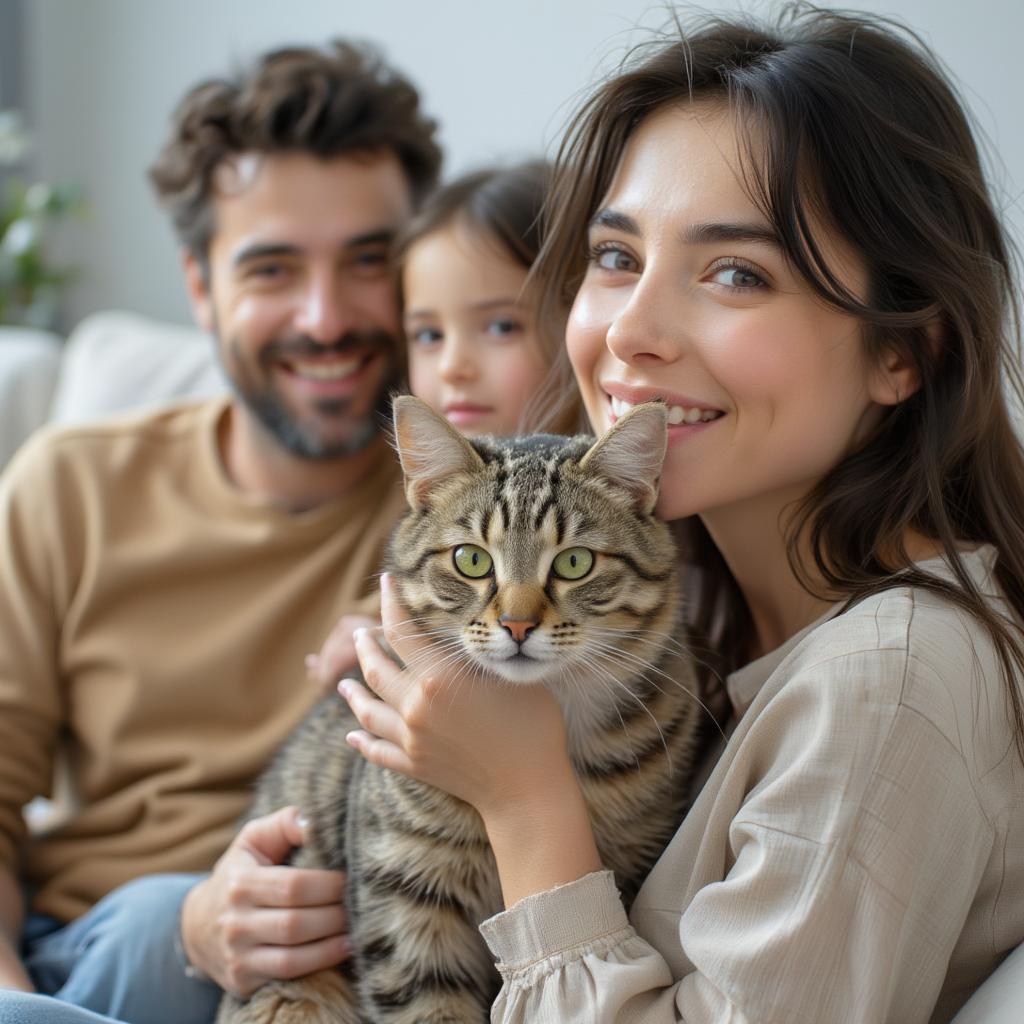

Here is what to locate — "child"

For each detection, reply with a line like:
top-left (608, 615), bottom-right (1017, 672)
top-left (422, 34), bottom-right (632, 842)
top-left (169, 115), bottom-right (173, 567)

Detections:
top-left (344, 7), bottom-right (1024, 1022)
top-left (397, 160), bottom-right (579, 437)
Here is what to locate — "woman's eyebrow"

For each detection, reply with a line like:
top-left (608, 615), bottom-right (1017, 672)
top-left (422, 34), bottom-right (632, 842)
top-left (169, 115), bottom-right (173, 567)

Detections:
top-left (591, 209), bottom-right (782, 249)
top-left (589, 208), bottom-right (639, 235)
top-left (682, 222), bottom-right (781, 247)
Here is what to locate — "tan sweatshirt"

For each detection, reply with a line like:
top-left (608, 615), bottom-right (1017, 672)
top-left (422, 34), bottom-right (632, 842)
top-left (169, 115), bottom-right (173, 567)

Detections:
top-left (0, 398), bottom-right (406, 923)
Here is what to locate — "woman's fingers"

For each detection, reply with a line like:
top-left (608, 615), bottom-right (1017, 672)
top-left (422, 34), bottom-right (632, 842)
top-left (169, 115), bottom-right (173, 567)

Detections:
top-left (339, 676), bottom-right (406, 743)
top-left (345, 728), bottom-right (414, 776)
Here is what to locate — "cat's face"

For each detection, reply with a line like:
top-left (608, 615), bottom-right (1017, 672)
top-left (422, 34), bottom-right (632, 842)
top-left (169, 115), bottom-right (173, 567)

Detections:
top-left (388, 398), bottom-right (677, 690)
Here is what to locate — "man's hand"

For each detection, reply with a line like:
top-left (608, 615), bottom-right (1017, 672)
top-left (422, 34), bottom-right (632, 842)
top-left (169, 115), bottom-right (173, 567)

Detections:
top-left (306, 614), bottom-right (379, 695)
top-left (180, 806), bottom-right (350, 999)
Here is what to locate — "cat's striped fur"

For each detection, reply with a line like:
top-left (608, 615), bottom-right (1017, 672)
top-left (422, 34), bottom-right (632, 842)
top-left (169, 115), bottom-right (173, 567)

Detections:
top-left (217, 397), bottom-right (704, 1024)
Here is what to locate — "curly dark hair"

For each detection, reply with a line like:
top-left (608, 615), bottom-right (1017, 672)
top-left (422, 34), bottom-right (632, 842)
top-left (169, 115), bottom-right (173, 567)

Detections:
top-left (149, 40), bottom-right (442, 261)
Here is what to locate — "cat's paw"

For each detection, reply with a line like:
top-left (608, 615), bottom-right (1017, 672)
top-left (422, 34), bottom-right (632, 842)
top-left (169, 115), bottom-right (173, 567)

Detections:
top-left (216, 971), bottom-right (360, 1024)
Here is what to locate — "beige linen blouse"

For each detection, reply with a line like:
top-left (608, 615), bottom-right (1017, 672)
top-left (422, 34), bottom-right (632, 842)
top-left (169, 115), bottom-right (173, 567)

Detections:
top-left (479, 546), bottom-right (1024, 1023)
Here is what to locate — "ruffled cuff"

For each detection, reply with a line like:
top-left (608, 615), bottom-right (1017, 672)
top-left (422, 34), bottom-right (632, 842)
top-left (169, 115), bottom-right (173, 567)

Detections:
top-left (479, 869), bottom-right (632, 968)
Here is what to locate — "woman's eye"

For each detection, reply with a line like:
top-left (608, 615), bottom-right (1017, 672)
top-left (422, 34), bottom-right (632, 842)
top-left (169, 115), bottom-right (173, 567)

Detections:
top-left (453, 544), bottom-right (493, 579)
top-left (708, 263), bottom-right (767, 290)
top-left (485, 318), bottom-right (521, 338)
top-left (590, 245), bottom-right (639, 273)
top-left (551, 547), bottom-right (595, 581)
top-left (408, 326), bottom-right (442, 346)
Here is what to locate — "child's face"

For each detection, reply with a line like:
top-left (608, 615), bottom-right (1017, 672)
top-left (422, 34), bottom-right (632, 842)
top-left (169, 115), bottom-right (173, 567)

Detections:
top-left (568, 103), bottom-right (902, 526)
top-left (403, 224), bottom-right (550, 436)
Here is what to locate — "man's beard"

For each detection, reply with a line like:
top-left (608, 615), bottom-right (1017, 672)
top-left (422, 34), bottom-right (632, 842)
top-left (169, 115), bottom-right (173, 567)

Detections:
top-left (219, 328), bottom-right (401, 461)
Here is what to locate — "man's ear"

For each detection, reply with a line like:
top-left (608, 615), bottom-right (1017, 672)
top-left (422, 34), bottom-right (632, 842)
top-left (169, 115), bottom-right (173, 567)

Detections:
top-left (182, 250), bottom-right (214, 333)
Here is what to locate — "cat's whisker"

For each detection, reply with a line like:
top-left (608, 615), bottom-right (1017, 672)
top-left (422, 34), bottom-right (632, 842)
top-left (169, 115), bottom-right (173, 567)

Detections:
top-left (584, 644), bottom-right (725, 742)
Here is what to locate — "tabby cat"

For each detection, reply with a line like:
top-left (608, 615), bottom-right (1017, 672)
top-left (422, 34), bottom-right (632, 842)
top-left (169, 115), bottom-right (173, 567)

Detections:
top-left (217, 396), bottom-right (703, 1024)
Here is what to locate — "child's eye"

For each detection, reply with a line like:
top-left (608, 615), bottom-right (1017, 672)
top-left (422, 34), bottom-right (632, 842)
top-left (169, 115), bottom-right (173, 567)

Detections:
top-left (408, 326), bottom-right (443, 346)
top-left (485, 318), bottom-right (521, 338)
top-left (589, 244), bottom-right (639, 273)
top-left (707, 261), bottom-right (768, 291)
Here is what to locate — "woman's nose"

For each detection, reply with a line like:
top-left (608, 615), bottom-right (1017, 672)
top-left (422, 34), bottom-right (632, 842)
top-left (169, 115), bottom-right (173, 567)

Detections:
top-left (605, 273), bottom-right (684, 365)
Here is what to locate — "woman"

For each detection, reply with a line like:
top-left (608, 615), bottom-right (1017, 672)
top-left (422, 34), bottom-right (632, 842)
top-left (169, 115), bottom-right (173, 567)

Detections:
top-left (341, 7), bottom-right (1024, 1020)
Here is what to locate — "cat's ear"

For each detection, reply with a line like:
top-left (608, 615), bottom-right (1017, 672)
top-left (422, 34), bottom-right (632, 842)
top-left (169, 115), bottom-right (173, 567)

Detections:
top-left (580, 402), bottom-right (668, 514)
top-left (392, 395), bottom-right (484, 508)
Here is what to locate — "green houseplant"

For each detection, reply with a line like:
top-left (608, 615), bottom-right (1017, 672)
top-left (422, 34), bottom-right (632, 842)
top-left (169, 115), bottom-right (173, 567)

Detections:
top-left (0, 110), bottom-right (84, 330)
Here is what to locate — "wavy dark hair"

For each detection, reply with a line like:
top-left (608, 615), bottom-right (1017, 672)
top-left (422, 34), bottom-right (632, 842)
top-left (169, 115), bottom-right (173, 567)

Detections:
top-left (149, 40), bottom-right (442, 262)
top-left (395, 162), bottom-right (583, 434)
top-left (538, 4), bottom-right (1024, 755)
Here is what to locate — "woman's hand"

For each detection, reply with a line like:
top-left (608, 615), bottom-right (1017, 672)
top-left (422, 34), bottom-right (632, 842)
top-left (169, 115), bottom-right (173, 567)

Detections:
top-left (341, 574), bottom-right (570, 819)
top-left (306, 614), bottom-right (380, 696)
top-left (341, 574), bottom-right (604, 907)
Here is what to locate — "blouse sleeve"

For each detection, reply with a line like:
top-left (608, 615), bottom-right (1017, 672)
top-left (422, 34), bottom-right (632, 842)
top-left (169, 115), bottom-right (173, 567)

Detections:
top-left (480, 638), bottom-right (994, 1024)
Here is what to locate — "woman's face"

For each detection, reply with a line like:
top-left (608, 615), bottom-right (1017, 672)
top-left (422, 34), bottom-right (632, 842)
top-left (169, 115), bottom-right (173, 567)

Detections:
top-left (568, 103), bottom-right (893, 525)
top-left (403, 223), bottom-right (550, 437)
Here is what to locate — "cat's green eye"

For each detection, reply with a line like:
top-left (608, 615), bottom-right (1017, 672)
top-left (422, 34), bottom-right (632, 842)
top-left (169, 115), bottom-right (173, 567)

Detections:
top-left (552, 547), bottom-right (595, 581)
top-left (453, 544), bottom-right (493, 579)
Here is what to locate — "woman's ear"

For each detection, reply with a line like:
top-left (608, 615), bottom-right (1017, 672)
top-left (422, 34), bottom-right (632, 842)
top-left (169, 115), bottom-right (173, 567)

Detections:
top-left (871, 314), bottom-right (945, 405)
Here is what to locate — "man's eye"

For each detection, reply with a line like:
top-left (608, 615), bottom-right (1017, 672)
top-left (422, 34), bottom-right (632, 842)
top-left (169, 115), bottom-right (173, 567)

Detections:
top-left (351, 249), bottom-right (389, 273)
top-left (248, 263), bottom-right (287, 279)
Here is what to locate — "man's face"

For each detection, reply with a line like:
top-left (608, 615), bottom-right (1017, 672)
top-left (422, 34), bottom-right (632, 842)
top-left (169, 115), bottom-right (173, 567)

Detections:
top-left (186, 151), bottom-right (412, 460)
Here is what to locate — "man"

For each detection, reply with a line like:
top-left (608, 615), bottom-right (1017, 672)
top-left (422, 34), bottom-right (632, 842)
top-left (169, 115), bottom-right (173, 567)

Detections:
top-left (0, 41), bottom-right (440, 1023)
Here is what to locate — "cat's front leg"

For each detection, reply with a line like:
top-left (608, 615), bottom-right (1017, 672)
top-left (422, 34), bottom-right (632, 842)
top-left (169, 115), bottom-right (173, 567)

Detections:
top-left (216, 969), bottom-right (361, 1024)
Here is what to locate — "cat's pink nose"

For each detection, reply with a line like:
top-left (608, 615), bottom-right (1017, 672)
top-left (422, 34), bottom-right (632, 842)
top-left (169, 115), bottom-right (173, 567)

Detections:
top-left (499, 617), bottom-right (538, 643)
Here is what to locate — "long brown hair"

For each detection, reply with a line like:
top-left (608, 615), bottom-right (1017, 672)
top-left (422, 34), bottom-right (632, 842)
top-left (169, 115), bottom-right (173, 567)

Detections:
top-left (538, 4), bottom-right (1024, 755)
top-left (395, 162), bottom-right (583, 434)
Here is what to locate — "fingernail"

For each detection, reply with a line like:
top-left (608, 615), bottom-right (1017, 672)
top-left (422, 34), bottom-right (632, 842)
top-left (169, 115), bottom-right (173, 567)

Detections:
top-left (380, 572), bottom-right (391, 594)
top-left (345, 731), bottom-right (362, 750)
top-left (353, 628), bottom-right (366, 643)
top-left (338, 936), bottom-right (354, 959)
top-left (296, 814), bottom-right (310, 831)
top-left (338, 679), bottom-right (354, 699)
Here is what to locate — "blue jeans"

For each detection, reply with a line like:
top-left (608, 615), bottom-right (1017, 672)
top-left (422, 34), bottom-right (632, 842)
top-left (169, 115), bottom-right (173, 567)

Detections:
top-left (0, 873), bottom-right (221, 1024)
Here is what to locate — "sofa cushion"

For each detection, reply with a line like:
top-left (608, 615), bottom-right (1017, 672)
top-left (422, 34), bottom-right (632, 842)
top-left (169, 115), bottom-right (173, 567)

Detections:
top-left (50, 310), bottom-right (227, 425)
top-left (0, 327), bottom-right (62, 468)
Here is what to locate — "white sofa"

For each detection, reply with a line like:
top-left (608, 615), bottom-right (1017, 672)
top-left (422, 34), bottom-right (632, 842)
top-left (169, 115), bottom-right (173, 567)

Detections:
top-left (1, 311), bottom-right (1022, 1019)
top-left (0, 310), bottom-right (225, 470)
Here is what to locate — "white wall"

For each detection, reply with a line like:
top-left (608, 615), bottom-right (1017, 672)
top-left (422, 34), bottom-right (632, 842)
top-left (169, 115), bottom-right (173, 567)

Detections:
top-left (25, 0), bottom-right (1024, 330)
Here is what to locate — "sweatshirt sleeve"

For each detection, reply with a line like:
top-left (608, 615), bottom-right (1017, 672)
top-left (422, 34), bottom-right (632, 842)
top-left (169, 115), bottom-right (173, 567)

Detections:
top-left (480, 637), bottom-right (993, 1024)
top-left (0, 434), bottom-right (69, 872)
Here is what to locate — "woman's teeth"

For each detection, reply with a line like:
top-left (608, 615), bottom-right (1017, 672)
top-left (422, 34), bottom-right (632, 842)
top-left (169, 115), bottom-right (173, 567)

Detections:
top-left (609, 395), bottom-right (720, 424)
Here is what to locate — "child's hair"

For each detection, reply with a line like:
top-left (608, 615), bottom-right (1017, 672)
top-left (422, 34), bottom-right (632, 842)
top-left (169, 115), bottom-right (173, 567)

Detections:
top-left (537, 5), bottom-right (1024, 755)
top-left (395, 161), bottom-right (582, 435)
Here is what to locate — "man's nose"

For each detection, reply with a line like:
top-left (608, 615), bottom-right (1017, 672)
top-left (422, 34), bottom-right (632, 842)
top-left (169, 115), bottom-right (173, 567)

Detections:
top-left (294, 273), bottom-right (355, 345)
